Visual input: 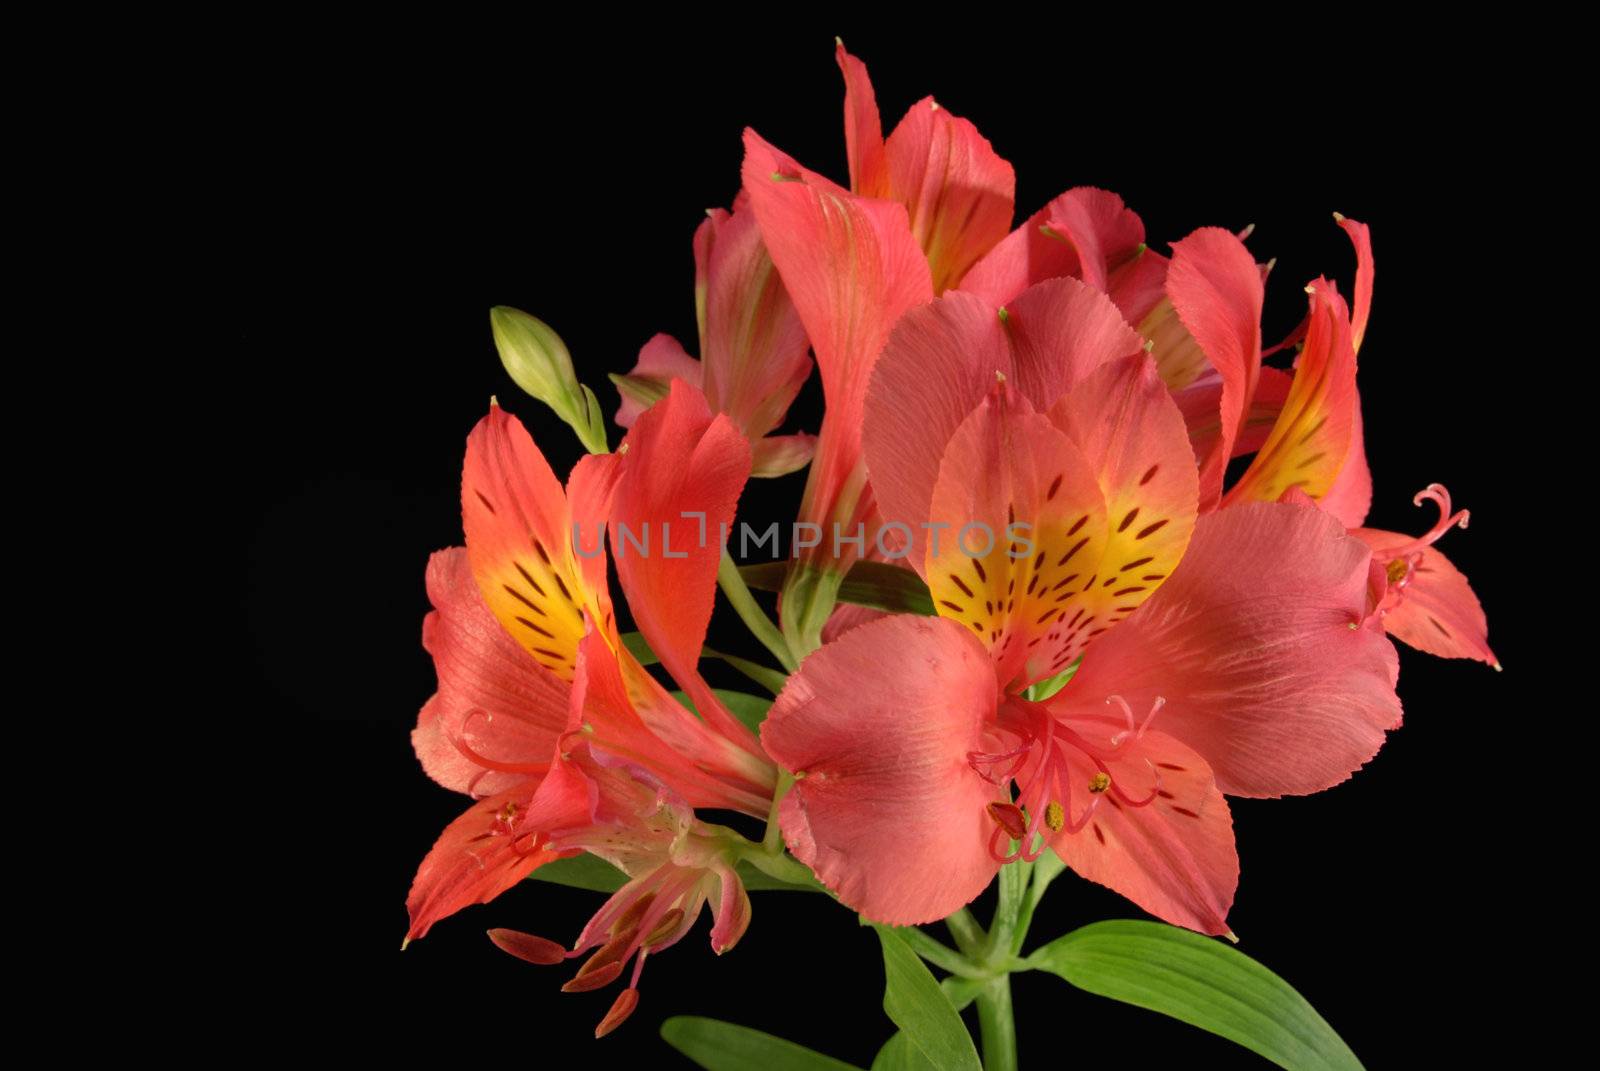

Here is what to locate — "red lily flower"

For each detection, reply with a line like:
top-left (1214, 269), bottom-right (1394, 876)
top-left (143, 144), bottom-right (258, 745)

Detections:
top-left (612, 196), bottom-right (817, 478)
top-left (761, 281), bottom-right (1402, 933)
top-left (406, 383), bottom-right (774, 946)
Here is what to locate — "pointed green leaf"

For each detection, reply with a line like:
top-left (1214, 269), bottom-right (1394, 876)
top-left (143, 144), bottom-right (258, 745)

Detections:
top-left (661, 1016), bottom-right (864, 1071)
top-left (874, 926), bottom-right (982, 1071)
top-left (1025, 920), bottom-right (1363, 1070)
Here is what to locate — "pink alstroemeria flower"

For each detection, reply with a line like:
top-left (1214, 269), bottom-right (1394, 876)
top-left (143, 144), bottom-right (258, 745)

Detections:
top-left (1165, 218), bottom-right (1495, 666)
top-left (406, 383), bottom-right (774, 1032)
top-left (612, 196), bottom-right (817, 478)
top-left (761, 279), bottom-right (1403, 934)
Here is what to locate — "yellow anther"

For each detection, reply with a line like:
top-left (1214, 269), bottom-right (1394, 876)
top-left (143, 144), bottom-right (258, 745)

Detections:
top-left (1386, 557), bottom-right (1410, 585)
top-left (1088, 773), bottom-right (1111, 794)
top-left (1044, 801), bottom-right (1065, 832)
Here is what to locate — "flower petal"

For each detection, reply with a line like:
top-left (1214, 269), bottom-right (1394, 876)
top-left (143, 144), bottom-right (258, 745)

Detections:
top-left (611, 380), bottom-right (757, 753)
top-left (836, 41), bottom-right (888, 197)
top-left (697, 204), bottom-right (813, 439)
top-left (1038, 727), bottom-right (1237, 936)
top-left (864, 278), bottom-right (1142, 569)
top-left (959, 187), bottom-right (1147, 311)
top-left (1062, 502), bottom-right (1403, 797)
top-left (750, 432), bottom-right (817, 478)
top-left (883, 96), bottom-right (1015, 292)
top-left (1165, 228), bottom-right (1265, 509)
top-left (1354, 530), bottom-right (1496, 666)
top-left (612, 333), bottom-right (703, 429)
top-left (415, 548), bottom-right (566, 796)
top-left (461, 405), bottom-right (592, 681)
top-left (761, 615), bottom-right (1003, 924)
top-left (924, 387), bottom-right (1109, 687)
top-left (1047, 353), bottom-right (1200, 634)
top-left (1223, 279), bottom-right (1358, 508)
top-left (405, 786), bottom-right (559, 942)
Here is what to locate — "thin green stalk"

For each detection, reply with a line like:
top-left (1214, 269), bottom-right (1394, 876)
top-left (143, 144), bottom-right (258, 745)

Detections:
top-left (975, 975), bottom-right (1017, 1071)
top-left (985, 860), bottom-right (1032, 963)
top-left (718, 550), bottom-right (798, 672)
top-left (889, 927), bottom-right (989, 980)
top-left (945, 907), bottom-right (987, 959)
top-left (762, 771), bottom-right (795, 853)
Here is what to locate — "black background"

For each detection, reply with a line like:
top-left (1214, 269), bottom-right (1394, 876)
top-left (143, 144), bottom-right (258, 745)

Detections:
top-left (238, 31), bottom-right (1533, 1066)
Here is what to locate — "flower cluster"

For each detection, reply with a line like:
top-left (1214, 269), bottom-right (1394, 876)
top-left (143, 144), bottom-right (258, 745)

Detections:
top-left (403, 43), bottom-right (1494, 1038)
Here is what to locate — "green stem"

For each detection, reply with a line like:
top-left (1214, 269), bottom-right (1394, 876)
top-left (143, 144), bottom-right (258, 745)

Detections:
top-left (718, 550), bottom-right (798, 672)
top-left (975, 975), bottom-right (1017, 1071)
top-left (890, 927), bottom-right (989, 980)
top-left (762, 771), bottom-right (794, 853)
top-left (944, 907), bottom-right (987, 959)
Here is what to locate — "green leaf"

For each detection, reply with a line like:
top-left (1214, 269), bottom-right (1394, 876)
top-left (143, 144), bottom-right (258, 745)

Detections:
top-left (1025, 920), bottom-right (1363, 1070)
top-left (673, 688), bottom-right (774, 734)
top-left (529, 852), bottom-right (629, 892)
top-left (740, 560), bottom-right (934, 616)
top-left (871, 1032), bottom-right (933, 1071)
top-left (874, 926), bottom-right (982, 1071)
top-left (661, 1016), bottom-right (864, 1071)
top-left (530, 852), bottom-right (817, 894)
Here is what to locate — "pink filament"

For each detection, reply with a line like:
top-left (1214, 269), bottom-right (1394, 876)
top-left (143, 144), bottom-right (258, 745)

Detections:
top-left (1388, 483), bottom-right (1469, 558)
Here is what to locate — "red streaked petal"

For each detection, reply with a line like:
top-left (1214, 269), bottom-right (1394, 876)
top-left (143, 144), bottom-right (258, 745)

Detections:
top-left (405, 787), bottom-right (558, 941)
top-left (1038, 729), bottom-right (1237, 936)
top-left (1223, 279), bottom-right (1357, 508)
top-left (1355, 530), bottom-right (1496, 666)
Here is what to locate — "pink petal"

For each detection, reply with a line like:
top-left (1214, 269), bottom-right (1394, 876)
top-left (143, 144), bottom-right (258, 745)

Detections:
top-left (405, 786), bottom-right (557, 941)
top-left (750, 432), bottom-right (817, 478)
top-left (1062, 502), bottom-right (1403, 797)
top-left (741, 128), bottom-right (932, 568)
top-left (696, 204), bottom-right (813, 439)
top-left (414, 548), bottom-right (566, 796)
top-left (1354, 530), bottom-right (1496, 666)
top-left (1165, 228), bottom-right (1265, 509)
top-left (761, 615), bottom-right (1004, 924)
top-left (864, 278), bottom-right (1142, 570)
top-left (612, 333), bottom-right (703, 429)
top-left (1319, 398), bottom-right (1373, 528)
top-left (882, 96), bottom-right (1015, 293)
top-left (1038, 727), bottom-right (1237, 936)
top-left (836, 41), bottom-right (888, 197)
top-left (1173, 366), bottom-right (1294, 470)
top-left (611, 381), bottom-right (758, 754)
top-left (1042, 187), bottom-right (1146, 293)
top-left (1336, 215), bottom-right (1374, 352)
top-left (959, 187), bottom-right (1148, 311)
top-left (923, 387), bottom-right (1108, 686)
